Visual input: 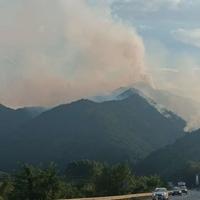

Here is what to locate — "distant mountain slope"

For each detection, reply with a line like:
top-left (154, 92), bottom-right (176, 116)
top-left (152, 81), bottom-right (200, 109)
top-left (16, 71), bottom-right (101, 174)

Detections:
top-left (0, 104), bottom-right (35, 166)
top-left (134, 82), bottom-right (200, 131)
top-left (16, 106), bottom-right (48, 118)
top-left (0, 93), bottom-right (185, 171)
top-left (0, 104), bottom-right (47, 164)
top-left (91, 83), bottom-right (200, 131)
top-left (90, 87), bottom-right (133, 102)
top-left (0, 104), bottom-right (46, 134)
top-left (0, 104), bottom-right (31, 134)
top-left (135, 130), bottom-right (200, 182)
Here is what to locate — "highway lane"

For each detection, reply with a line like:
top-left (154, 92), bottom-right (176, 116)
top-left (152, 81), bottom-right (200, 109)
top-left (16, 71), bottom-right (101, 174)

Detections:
top-left (169, 190), bottom-right (200, 200)
top-left (146, 190), bottom-right (200, 200)
top-left (60, 190), bottom-right (200, 200)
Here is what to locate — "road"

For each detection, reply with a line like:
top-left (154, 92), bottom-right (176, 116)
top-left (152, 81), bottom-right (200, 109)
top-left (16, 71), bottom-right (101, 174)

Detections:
top-left (60, 190), bottom-right (200, 200)
top-left (169, 190), bottom-right (200, 200)
top-left (149, 190), bottom-right (200, 200)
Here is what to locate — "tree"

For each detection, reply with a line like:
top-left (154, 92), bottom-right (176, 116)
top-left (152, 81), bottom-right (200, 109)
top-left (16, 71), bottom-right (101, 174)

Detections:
top-left (145, 175), bottom-right (165, 191)
top-left (1, 161), bottom-right (167, 199)
top-left (95, 164), bottom-right (133, 196)
top-left (174, 161), bottom-right (200, 186)
top-left (65, 160), bottom-right (104, 197)
top-left (11, 163), bottom-right (66, 200)
top-left (0, 179), bottom-right (13, 200)
top-left (65, 160), bottom-right (103, 183)
top-left (133, 175), bottom-right (165, 193)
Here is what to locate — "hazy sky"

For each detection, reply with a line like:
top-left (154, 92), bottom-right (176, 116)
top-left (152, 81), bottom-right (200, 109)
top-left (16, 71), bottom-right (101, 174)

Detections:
top-left (111, 0), bottom-right (200, 99)
top-left (0, 0), bottom-right (200, 107)
top-left (112, 0), bottom-right (200, 65)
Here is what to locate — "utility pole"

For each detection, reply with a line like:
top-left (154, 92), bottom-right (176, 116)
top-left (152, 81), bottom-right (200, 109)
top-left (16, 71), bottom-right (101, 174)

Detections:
top-left (196, 174), bottom-right (199, 186)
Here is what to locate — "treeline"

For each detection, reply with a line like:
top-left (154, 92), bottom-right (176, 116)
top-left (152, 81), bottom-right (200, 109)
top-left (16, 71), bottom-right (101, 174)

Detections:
top-left (0, 160), bottom-right (165, 200)
top-left (170, 161), bottom-right (200, 187)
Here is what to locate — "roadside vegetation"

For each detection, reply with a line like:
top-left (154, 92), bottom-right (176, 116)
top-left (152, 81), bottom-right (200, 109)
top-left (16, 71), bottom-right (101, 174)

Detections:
top-left (0, 160), bottom-right (165, 200)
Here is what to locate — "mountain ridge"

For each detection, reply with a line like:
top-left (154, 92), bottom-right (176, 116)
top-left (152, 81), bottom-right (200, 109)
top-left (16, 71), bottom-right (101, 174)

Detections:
top-left (91, 83), bottom-right (200, 131)
top-left (135, 129), bottom-right (200, 185)
top-left (0, 93), bottom-right (186, 171)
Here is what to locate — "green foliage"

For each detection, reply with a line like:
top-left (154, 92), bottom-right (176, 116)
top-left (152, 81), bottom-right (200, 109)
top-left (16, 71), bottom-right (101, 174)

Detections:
top-left (64, 183), bottom-right (83, 198)
top-left (0, 178), bottom-right (13, 200)
top-left (65, 160), bottom-right (104, 197)
top-left (95, 164), bottom-right (133, 196)
top-left (10, 163), bottom-right (66, 200)
top-left (66, 160), bottom-right (103, 184)
top-left (0, 161), bottom-right (165, 200)
top-left (0, 174), bottom-right (11, 200)
top-left (134, 176), bottom-right (165, 193)
top-left (172, 161), bottom-right (200, 186)
top-left (66, 161), bottom-right (164, 196)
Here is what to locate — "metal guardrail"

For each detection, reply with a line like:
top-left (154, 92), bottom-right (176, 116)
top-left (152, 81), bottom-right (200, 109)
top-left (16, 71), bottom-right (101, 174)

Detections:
top-left (59, 193), bottom-right (152, 200)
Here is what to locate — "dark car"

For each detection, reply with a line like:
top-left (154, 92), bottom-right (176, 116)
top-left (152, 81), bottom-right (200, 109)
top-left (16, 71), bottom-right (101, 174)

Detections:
top-left (172, 187), bottom-right (182, 196)
top-left (180, 186), bottom-right (188, 194)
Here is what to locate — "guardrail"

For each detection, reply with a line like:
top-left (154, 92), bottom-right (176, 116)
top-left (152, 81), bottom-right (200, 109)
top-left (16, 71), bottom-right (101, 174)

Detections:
top-left (59, 192), bottom-right (152, 200)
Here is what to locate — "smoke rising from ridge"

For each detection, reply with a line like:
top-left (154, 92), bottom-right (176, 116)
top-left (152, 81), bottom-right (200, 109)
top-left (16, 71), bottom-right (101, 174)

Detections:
top-left (0, 0), bottom-right (149, 107)
top-left (2, 0), bottom-right (200, 130)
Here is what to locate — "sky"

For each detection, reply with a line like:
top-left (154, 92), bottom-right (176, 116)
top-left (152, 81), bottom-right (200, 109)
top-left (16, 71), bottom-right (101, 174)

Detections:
top-left (0, 0), bottom-right (200, 107)
top-left (112, 0), bottom-right (200, 65)
top-left (112, 0), bottom-right (200, 97)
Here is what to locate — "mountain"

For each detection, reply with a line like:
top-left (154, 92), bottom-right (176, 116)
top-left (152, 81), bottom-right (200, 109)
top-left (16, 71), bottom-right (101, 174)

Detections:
top-left (0, 104), bottom-right (46, 134)
top-left (0, 104), bottom-right (31, 134)
top-left (134, 82), bottom-right (200, 131)
top-left (0, 92), bottom-right (185, 171)
top-left (90, 87), bottom-right (132, 102)
top-left (0, 104), bottom-right (47, 162)
top-left (135, 130), bottom-right (200, 185)
top-left (0, 104), bottom-right (35, 165)
top-left (91, 83), bottom-right (200, 131)
top-left (16, 106), bottom-right (48, 118)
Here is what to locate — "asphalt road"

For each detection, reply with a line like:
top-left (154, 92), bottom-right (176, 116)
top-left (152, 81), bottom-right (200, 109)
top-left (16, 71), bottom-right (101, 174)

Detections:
top-left (147, 190), bottom-right (200, 200)
top-left (169, 190), bottom-right (200, 200)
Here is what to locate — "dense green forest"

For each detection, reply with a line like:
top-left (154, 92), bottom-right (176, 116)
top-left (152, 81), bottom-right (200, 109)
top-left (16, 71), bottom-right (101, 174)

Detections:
top-left (0, 160), bottom-right (165, 200)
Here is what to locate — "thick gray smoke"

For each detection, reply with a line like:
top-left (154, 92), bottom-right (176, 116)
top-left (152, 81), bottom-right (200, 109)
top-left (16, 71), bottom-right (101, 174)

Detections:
top-left (147, 43), bottom-right (200, 131)
top-left (2, 0), bottom-right (199, 131)
top-left (0, 0), bottom-right (149, 107)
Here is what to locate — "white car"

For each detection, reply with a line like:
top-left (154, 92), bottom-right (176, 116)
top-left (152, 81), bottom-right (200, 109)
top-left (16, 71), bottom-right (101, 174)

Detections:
top-left (152, 187), bottom-right (169, 200)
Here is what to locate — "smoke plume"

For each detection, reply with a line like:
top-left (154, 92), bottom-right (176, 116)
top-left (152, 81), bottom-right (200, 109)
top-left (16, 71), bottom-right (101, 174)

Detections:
top-left (0, 0), bottom-right (148, 107)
